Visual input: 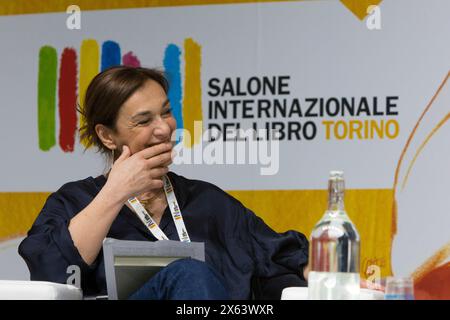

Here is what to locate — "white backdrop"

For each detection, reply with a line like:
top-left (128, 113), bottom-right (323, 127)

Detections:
top-left (0, 0), bottom-right (448, 297)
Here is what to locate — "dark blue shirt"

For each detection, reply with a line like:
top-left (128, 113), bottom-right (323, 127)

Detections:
top-left (19, 172), bottom-right (309, 299)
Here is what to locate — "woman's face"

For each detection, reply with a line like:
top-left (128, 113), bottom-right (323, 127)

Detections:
top-left (111, 79), bottom-right (176, 155)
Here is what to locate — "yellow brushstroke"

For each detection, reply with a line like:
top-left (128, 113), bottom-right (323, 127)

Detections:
top-left (401, 112), bottom-right (450, 190)
top-left (0, 192), bottom-right (50, 241)
top-left (1, 189), bottom-right (394, 279)
top-left (228, 188), bottom-right (394, 278)
top-left (78, 39), bottom-right (99, 147)
top-left (0, 0), bottom-right (374, 23)
top-left (0, 0), bottom-right (304, 16)
top-left (183, 38), bottom-right (203, 148)
top-left (340, 0), bottom-right (382, 20)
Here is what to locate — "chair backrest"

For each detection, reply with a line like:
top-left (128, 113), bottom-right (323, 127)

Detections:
top-left (0, 237), bottom-right (30, 281)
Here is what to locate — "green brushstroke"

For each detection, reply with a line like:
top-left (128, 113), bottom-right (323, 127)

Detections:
top-left (38, 46), bottom-right (57, 151)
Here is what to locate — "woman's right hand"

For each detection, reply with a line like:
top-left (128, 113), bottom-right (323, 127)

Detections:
top-left (104, 142), bottom-right (173, 202)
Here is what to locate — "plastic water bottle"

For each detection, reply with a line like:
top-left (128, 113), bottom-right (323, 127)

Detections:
top-left (308, 171), bottom-right (361, 300)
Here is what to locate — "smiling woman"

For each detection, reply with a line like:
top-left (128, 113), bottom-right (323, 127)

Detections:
top-left (18, 66), bottom-right (310, 300)
top-left (78, 67), bottom-right (171, 157)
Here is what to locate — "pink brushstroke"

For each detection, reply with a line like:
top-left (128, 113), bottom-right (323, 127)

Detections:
top-left (122, 51), bottom-right (141, 67)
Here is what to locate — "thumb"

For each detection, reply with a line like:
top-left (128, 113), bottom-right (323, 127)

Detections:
top-left (115, 145), bottom-right (131, 163)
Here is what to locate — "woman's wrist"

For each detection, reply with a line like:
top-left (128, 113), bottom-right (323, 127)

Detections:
top-left (101, 180), bottom-right (130, 206)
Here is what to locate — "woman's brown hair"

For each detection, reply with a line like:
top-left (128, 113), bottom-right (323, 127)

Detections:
top-left (78, 66), bottom-right (169, 156)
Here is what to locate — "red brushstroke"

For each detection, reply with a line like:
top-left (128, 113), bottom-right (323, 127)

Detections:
top-left (415, 262), bottom-right (450, 300)
top-left (58, 48), bottom-right (78, 152)
top-left (122, 51), bottom-right (141, 67)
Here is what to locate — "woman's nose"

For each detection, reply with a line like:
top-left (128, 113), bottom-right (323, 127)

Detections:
top-left (152, 117), bottom-right (172, 140)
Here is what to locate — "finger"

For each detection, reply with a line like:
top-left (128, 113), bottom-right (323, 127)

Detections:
top-left (148, 178), bottom-right (164, 190)
top-left (145, 151), bottom-right (172, 169)
top-left (161, 158), bottom-right (173, 168)
top-left (360, 279), bottom-right (383, 291)
top-left (160, 154), bottom-right (173, 168)
top-left (148, 167), bottom-right (169, 179)
top-left (115, 145), bottom-right (131, 164)
top-left (138, 142), bottom-right (173, 160)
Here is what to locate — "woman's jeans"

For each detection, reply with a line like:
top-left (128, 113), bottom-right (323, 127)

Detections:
top-left (128, 258), bottom-right (230, 300)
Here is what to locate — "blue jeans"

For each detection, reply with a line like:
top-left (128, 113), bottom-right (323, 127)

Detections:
top-left (128, 258), bottom-right (230, 300)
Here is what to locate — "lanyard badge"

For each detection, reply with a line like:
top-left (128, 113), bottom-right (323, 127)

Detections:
top-left (127, 175), bottom-right (190, 242)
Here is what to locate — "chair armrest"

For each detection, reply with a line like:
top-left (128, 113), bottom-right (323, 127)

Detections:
top-left (252, 273), bottom-right (307, 300)
top-left (0, 280), bottom-right (83, 300)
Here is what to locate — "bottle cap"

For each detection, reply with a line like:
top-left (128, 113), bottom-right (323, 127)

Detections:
top-left (328, 170), bottom-right (345, 196)
top-left (329, 170), bottom-right (344, 179)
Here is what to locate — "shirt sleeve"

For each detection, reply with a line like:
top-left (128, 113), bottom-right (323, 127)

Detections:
top-left (232, 202), bottom-right (309, 280)
top-left (18, 191), bottom-right (99, 290)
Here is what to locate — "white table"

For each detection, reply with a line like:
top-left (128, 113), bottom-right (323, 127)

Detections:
top-left (281, 287), bottom-right (384, 300)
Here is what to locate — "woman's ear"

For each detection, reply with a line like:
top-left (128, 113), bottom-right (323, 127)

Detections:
top-left (95, 124), bottom-right (117, 151)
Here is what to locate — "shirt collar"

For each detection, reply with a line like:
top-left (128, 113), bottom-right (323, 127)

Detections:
top-left (92, 171), bottom-right (189, 239)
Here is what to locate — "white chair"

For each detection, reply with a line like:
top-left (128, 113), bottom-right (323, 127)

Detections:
top-left (0, 237), bottom-right (83, 300)
top-left (0, 280), bottom-right (83, 300)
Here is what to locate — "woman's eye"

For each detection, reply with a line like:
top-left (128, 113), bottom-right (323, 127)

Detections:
top-left (137, 119), bottom-right (151, 125)
top-left (162, 108), bottom-right (172, 116)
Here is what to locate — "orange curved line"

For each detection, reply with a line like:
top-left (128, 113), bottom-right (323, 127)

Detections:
top-left (389, 71), bottom-right (449, 276)
top-left (391, 71), bottom-right (450, 234)
top-left (411, 241), bottom-right (450, 282)
top-left (401, 112), bottom-right (450, 190)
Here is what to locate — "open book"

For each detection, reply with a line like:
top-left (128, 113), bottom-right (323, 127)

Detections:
top-left (102, 238), bottom-right (205, 300)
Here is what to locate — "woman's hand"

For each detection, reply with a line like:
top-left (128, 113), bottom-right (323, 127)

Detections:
top-left (68, 143), bottom-right (171, 266)
top-left (360, 278), bottom-right (385, 292)
top-left (104, 143), bottom-right (173, 202)
top-left (302, 263), bottom-right (385, 292)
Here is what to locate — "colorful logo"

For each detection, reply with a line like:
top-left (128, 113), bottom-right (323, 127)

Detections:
top-left (37, 38), bottom-right (202, 152)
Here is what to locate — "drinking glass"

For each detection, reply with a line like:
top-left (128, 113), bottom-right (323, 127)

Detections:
top-left (384, 277), bottom-right (414, 300)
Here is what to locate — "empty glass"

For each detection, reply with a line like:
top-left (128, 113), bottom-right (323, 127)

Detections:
top-left (384, 277), bottom-right (415, 300)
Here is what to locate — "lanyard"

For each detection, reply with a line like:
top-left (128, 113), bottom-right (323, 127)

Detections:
top-left (127, 175), bottom-right (191, 242)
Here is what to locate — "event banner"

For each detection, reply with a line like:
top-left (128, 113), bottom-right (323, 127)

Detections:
top-left (0, 0), bottom-right (448, 299)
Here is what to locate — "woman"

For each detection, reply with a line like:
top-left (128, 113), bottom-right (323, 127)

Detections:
top-left (19, 66), bottom-right (309, 300)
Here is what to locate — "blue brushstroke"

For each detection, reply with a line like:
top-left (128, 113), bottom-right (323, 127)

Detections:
top-left (163, 44), bottom-right (183, 145)
top-left (101, 41), bottom-right (121, 71)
